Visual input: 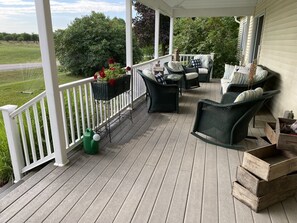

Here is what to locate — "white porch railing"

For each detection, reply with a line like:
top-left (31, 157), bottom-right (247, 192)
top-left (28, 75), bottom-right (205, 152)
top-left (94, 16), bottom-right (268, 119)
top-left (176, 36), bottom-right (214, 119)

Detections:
top-left (0, 55), bottom-right (172, 182)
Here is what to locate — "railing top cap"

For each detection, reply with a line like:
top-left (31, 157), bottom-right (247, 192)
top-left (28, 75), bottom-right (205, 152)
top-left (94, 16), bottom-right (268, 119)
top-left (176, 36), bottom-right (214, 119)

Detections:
top-left (0, 104), bottom-right (18, 112)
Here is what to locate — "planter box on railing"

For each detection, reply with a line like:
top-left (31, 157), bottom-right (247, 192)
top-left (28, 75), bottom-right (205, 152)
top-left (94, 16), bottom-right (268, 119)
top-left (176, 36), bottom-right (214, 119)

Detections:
top-left (91, 75), bottom-right (131, 101)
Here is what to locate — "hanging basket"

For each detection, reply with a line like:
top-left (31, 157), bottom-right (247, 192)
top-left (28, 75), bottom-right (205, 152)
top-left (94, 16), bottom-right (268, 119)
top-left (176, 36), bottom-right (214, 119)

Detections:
top-left (91, 75), bottom-right (131, 101)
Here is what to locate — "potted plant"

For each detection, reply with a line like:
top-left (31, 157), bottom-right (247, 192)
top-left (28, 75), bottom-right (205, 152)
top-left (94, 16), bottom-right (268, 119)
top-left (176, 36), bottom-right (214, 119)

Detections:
top-left (91, 58), bottom-right (131, 100)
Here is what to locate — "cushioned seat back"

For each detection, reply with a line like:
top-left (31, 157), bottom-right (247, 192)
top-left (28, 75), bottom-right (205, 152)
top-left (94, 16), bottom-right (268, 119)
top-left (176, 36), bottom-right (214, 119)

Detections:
top-left (194, 55), bottom-right (211, 68)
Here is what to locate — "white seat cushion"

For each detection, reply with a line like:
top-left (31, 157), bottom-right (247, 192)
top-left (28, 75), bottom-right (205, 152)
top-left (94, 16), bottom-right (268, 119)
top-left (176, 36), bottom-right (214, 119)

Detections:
top-left (221, 78), bottom-right (231, 84)
top-left (198, 68), bottom-right (208, 74)
top-left (142, 69), bottom-right (156, 81)
top-left (221, 83), bottom-right (231, 94)
top-left (185, 72), bottom-right (198, 80)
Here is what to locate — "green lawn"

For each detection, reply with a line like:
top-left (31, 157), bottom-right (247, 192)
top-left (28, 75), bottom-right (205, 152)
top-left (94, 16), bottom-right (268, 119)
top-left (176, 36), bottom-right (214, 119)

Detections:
top-left (0, 68), bottom-right (82, 107)
top-left (0, 41), bottom-right (84, 185)
top-left (0, 41), bottom-right (41, 64)
top-left (0, 68), bottom-right (83, 185)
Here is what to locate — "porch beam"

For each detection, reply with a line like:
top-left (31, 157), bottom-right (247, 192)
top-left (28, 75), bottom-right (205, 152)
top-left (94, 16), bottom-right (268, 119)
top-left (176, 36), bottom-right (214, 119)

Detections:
top-left (34, 0), bottom-right (69, 166)
top-left (154, 9), bottom-right (160, 59)
top-left (125, 0), bottom-right (134, 108)
top-left (169, 17), bottom-right (174, 55)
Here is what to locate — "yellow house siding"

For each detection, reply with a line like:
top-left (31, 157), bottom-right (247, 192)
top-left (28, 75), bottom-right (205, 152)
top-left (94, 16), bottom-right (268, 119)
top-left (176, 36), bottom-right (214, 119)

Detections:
top-left (247, 0), bottom-right (297, 117)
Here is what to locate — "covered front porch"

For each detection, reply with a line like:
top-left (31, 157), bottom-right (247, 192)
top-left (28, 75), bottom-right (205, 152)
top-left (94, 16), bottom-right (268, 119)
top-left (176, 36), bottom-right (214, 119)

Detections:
top-left (1, 81), bottom-right (296, 223)
top-left (1, 0), bottom-right (297, 221)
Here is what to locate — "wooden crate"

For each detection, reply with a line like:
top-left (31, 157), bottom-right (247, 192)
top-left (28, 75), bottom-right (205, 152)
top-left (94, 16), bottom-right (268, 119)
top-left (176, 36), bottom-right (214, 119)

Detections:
top-left (232, 181), bottom-right (296, 212)
top-left (236, 166), bottom-right (297, 196)
top-left (276, 118), bottom-right (297, 152)
top-left (242, 144), bottom-right (297, 181)
top-left (264, 122), bottom-right (277, 144)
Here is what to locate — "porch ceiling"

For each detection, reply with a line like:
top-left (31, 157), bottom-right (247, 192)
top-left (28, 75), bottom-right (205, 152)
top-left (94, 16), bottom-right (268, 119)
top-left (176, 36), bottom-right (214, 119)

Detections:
top-left (138, 0), bottom-right (258, 17)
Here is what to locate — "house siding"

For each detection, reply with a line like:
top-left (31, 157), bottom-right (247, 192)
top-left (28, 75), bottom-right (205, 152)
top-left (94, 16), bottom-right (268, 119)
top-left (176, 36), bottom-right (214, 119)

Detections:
top-left (245, 0), bottom-right (297, 117)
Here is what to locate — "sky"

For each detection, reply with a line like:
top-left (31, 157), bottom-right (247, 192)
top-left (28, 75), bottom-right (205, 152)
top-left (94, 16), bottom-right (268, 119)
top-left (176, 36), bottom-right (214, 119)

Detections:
top-left (0, 0), bottom-right (129, 34)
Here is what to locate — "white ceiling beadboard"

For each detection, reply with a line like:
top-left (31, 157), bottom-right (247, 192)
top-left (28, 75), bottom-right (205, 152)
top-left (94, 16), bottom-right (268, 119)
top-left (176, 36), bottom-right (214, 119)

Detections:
top-left (138, 0), bottom-right (259, 17)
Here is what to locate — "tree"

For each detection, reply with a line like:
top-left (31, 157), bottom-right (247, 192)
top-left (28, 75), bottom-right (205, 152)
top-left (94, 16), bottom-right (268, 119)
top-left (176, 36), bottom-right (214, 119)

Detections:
top-left (31, 33), bottom-right (39, 42)
top-left (54, 12), bottom-right (142, 77)
top-left (132, 2), bottom-right (170, 56)
top-left (174, 17), bottom-right (239, 78)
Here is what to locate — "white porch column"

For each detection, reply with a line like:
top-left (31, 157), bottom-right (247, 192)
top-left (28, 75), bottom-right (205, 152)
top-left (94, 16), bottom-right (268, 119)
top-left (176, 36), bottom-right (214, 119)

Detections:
top-left (35, 0), bottom-right (69, 166)
top-left (169, 17), bottom-right (174, 55)
top-left (154, 9), bottom-right (160, 59)
top-left (125, 0), bottom-right (133, 109)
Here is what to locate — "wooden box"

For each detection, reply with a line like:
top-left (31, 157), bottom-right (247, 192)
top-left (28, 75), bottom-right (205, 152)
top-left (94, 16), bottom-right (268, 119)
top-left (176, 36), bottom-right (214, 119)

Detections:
top-left (276, 118), bottom-right (297, 152)
top-left (242, 144), bottom-right (297, 181)
top-left (236, 166), bottom-right (297, 196)
top-left (232, 181), bottom-right (296, 212)
top-left (264, 122), bottom-right (277, 144)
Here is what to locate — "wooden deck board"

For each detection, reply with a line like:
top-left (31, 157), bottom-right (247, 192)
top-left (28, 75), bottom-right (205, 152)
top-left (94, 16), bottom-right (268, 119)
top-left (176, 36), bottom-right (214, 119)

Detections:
top-left (0, 81), bottom-right (295, 223)
top-left (217, 147), bottom-right (236, 223)
top-left (79, 115), bottom-right (169, 222)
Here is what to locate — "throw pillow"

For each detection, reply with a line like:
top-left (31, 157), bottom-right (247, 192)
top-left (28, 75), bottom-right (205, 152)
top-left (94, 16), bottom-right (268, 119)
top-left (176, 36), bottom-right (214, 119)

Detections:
top-left (254, 87), bottom-right (264, 98)
top-left (142, 69), bottom-right (156, 81)
top-left (155, 72), bottom-right (166, 84)
top-left (253, 67), bottom-right (268, 82)
top-left (229, 65), bottom-right (250, 81)
top-left (194, 55), bottom-right (209, 68)
top-left (235, 65), bottom-right (250, 74)
top-left (234, 87), bottom-right (263, 103)
top-left (223, 64), bottom-right (236, 79)
top-left (191, 59), bottom-right (202, 68)
top-left (168, 61), bottom-right (184, 72)
top-left (230, 72), bottom-right (249, 84)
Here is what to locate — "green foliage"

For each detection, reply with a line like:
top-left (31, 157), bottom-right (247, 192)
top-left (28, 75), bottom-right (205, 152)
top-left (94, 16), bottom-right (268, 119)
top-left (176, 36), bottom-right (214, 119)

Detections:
top-left (0, 32), bottom-right (39, 42)
top-left (54, 12), bottom-right (142, 77)
top-left (174, 17), bottom-right (239, 78)
top-left (0, 41), bottom-right (41, 64)
top-left (0, 120), bottom-right (12, 186)
top-left (132, 2), bottom-right (170, 56)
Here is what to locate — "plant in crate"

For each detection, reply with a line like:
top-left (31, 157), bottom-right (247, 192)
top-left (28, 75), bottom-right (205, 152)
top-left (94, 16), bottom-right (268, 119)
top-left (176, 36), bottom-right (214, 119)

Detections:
top-left (91, 58), bottom-right (131, 100)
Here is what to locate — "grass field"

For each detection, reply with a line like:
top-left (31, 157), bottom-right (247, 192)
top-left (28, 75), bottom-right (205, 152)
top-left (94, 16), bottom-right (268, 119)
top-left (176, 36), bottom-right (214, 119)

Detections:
top-left (0, 68), bottom-right (82, 185)
top-left (0, 41), bottom-right (41, 64)
top-left (0, 41), bottom-right (86, 185)
top-left (0, 68), bottom-right (82, 106)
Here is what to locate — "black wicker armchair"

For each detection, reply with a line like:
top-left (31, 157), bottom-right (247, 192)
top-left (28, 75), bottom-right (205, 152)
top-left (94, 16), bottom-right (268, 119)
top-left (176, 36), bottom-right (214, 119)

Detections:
top-left (164, 62), bottom-right (200, 89)
top-left (191, 90), bottom-right (280, 148)
top-left (138, 69), bottom-right (179, 113)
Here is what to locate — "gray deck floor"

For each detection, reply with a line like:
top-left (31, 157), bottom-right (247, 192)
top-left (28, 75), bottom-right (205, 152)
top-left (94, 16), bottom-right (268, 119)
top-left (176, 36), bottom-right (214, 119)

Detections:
top-left (1, 81), bottom-right (297, 223)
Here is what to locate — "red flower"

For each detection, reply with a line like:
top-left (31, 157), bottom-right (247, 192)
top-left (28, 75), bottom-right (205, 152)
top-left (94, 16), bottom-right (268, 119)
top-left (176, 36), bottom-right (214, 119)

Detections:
top-left (110, 67), bottom-right (115, 71)
top-left (126, 66), bottom-right (131, 71)
top-left (99, 67), bottom-right (106, 78)
top-left (108, 58), bottom-right (115, 64)
top-left (94, 73), bottom-right (98, 80)
top-left (108, 78), bottom-right (116, 86)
